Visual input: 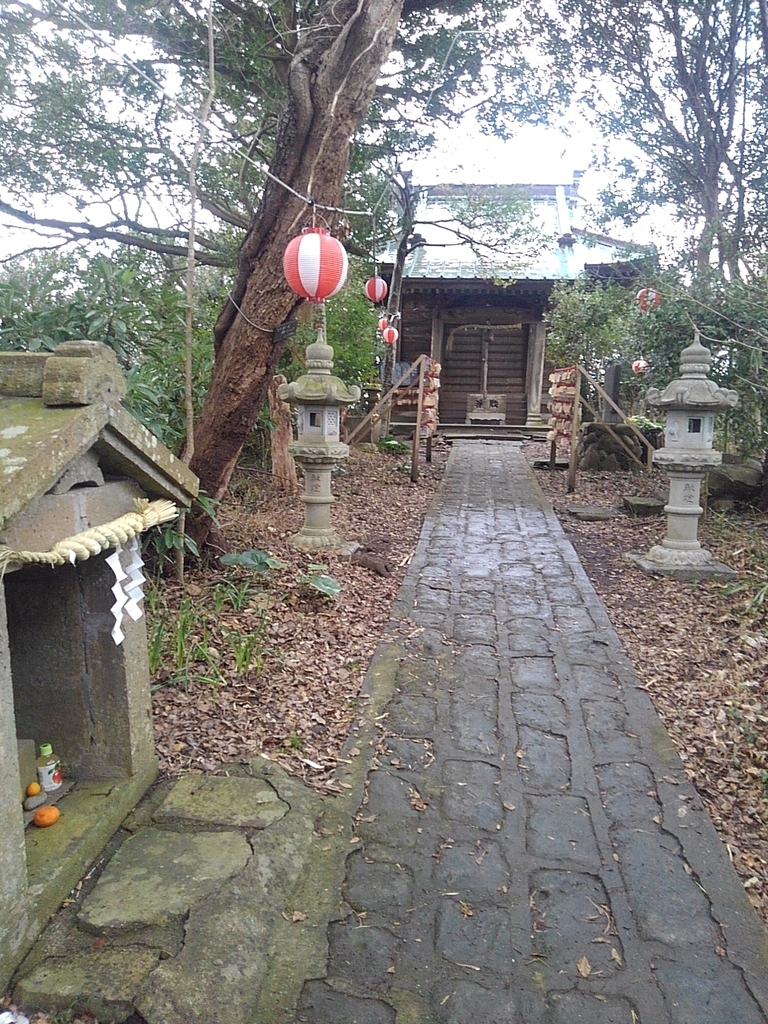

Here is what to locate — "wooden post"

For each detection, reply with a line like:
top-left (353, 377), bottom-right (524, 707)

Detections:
top-left (549, 438), bottom-right (557, 471)
top-left (566, 371), bottom-right (581, 493)
top-left (426, 434), bottom-right (433, 463)
top-left (411, 356), bottom-right (426, 483)
top-left (268, 374), bottom-right (299, 494)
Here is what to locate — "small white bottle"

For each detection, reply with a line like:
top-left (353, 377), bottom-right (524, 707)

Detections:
top-left (36, 743), bottom-right (63, 792)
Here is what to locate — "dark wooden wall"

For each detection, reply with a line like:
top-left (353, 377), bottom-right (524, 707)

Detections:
top-left (440, 328), bottom-right (527, 424)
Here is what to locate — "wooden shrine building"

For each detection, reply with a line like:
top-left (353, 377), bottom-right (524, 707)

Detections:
top-left (379, 179), bottom-right (638, 435)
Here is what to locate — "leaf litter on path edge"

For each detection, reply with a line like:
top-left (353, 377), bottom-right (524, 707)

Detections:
top-left (523, 439), bottom-right (768, 928)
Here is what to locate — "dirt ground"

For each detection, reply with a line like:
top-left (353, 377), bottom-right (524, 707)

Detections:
top-left (144, 437), bottom-right (768, 926)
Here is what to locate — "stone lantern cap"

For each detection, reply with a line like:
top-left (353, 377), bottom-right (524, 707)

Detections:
top-left (646, 334), bottom-right (738, 412)
top-left (277, 337), bottom-right (361, 407)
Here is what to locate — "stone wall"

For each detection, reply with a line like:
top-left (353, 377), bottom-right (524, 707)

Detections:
top-left (578, 422), bottom-right (646, 471)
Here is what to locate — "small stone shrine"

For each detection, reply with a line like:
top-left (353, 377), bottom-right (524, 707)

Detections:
top-left (629, 332), bottom-right (738, 579)
top-left (0, 341), bottom-right (198, 988)
top-left (278, 330), bottom-right (360, 549)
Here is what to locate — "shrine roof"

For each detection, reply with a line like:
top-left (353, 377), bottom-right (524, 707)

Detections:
top-left (0, 343), bottom-right (198, 531)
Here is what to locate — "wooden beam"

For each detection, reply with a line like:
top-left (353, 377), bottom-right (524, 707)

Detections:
top-left (566, 383), bottom-right (581, 493)
top-left (580, 395), bottom-right (645, 470)
top-left (346, 355), bottom-right (426, 446)
top-left (411, 357), bottom-right (426, 483)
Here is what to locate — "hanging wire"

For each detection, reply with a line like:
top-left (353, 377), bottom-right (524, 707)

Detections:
top-left (636, 282), bottom-right (768, 355)
top-left (225, 291), bottom-right (274, 333)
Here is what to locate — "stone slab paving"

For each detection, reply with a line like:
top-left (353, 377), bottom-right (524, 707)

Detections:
top-left (294, 441), bottom-right (768, 1024)
top-left (12, 441), bottom-right (768, 1024)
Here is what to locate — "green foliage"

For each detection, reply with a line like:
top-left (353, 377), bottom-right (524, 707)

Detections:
top-left (0, 249), bottom-right (181, 364)
top-left (146, 579), bottom-right (271, 691)
top-left (147, 589), bottom-right (225, 690)
top-left (544, 278), bottom-right (641, 370)
top-left (296, 571), bottom-right (342, 599)
top-left (0, 247), bottom-right (225, 452)
top-left (213, 579), bottom-right (257, 613)
top-left (376, 436), bottom-right (410, 454)
top-left (223, 619), bottom-right (269, 673)
top-left (220, 549), bottom-right (286, 573)
top-left (545, 270), bottom-right (768, 455)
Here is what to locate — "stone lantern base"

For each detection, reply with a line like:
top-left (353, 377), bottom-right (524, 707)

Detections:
top-left (626, 547), bottom-right (737, 581)
top-left (288, 449), bottom-right (354, 552)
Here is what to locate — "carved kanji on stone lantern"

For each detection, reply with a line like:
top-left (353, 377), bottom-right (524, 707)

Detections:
top-left (630, 332), bottom-right (739, 579)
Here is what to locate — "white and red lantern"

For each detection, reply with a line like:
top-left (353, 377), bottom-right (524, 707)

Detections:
top-left (283, 227), bottom-right (348, 302)
top-left (382, 326), bottom-right (399, 346)
top-left (636, 287), bottom-right (661, 312)
top-left (632, 358), bottom-right (649, 375)
top-left (365, 276), bottom-right (388, 303)
top-left (377, 316), bottom-right (389, 333)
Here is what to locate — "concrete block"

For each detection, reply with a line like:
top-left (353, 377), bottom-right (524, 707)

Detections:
top-left (17, 738), bottom-right (36, 801)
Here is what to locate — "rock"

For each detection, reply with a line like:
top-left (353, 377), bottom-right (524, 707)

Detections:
top-left (566, 505), bottom-right (617, 522)
top-left (579, 446), bottom-right (601, 470)
top-left (14, 950), bottom-right (159, 1023)
top-left (23, 792), bottom-right (46, 811)
top-left (351, 550), bottom-right (391, 576)
top-left (623, 496), bottom-right (666, 517)
top-left (78, 829), bottom-right (251, 934)
top-left (708, 456), bottom-right (763, 502)
top-left (153, 773), bottom-right (289, 830)
top-left (578, 422), bottom-right (646, 471)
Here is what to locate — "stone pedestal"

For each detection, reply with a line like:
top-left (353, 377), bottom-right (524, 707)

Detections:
top-left (288, 449), bottom-right (350, 550)
top-left (628, 453), bottom-right (736, 579)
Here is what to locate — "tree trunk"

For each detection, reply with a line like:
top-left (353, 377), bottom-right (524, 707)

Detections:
top-left (188, 0), bottom-right (404, 548)
top-left (268, 374), bottom-right (299, 494)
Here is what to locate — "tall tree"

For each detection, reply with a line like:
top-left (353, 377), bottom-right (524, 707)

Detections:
top-left (189, 0), bottom-right (405, 548)
top-left (528, 0), bottom-right (768, 277)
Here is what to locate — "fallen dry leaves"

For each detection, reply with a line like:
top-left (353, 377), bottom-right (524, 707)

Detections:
top-left (149, 444), bottom-right (448, 794)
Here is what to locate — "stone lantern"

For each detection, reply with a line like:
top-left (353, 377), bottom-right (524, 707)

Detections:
top-left (630, 332), bottom-right (738, 579)
top-left (278, 330), bottom-right (360, 550)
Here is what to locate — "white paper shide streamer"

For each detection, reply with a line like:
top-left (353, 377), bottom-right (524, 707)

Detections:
top-left (106, 537), bottom-right (146, 644)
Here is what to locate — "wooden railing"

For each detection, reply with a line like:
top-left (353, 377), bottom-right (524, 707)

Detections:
top-left (564, 365), bottom-right (656, 491)
top-left (346, 355), bottom-right (435, 482)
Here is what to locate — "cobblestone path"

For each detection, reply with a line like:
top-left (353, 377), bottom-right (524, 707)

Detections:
top-left (295, 441), bottom-right (768, 1024)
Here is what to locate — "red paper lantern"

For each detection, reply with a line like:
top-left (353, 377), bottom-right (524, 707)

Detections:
top-left (636, 287), bottom-right (660, 312)
top-left (365, 276), bottom-right (388, 303)
top-left (378, 316), bottom-right (389, 333)
top-left (382, 326), bottom-right (399, 346)
top-left (632, 358), bottom-right (649, 375)
top-left (283, 227), bottom-right (348, 301)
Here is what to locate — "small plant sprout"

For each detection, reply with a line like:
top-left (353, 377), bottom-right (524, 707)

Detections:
top-left (220, 549), bottom-right (286, 573)
top-left (224, 628), bottom-right (265, 674)
top-left (296, 562), bottom-right (342, 599)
